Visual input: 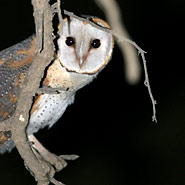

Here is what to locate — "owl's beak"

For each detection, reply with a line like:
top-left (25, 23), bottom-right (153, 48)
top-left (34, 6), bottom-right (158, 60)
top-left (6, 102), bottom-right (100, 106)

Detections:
top-left (76, 42), bottom-right (89, 69)
top-left (77, 52), bottom-right (89, 69)
top-left (79, 58), bottom-right (84, 68)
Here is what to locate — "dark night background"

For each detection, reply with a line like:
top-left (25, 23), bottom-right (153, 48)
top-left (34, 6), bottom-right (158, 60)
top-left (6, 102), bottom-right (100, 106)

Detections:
top-left (0, 0), bottom-right (185, 185)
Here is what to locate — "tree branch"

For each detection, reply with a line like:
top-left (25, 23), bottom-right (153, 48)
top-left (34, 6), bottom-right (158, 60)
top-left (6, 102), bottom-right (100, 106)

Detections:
top-left (1, 0), bottom-right (56, 184)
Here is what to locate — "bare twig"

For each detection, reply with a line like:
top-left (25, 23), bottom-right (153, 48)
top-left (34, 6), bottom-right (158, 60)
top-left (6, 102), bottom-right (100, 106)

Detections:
top-left (141, 52), bottom-right (157, 122)
top-left (51, 178), bottom-right (65, 185)
top-left (37, 86), bottom-right (67, 94)
top-left (94, 0), bottom-right (157, 121)
top-left (57, 0), bottom-right (65, 28)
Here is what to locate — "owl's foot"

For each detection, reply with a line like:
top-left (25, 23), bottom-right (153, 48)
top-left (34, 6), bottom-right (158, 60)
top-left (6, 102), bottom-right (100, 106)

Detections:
top-left (28, 134), bottom-right (79, 172)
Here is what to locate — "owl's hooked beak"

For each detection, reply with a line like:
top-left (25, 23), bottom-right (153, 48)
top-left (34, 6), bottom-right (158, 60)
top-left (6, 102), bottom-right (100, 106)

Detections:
top-left (76, 48), bottom-right (89, 69)
top-left (79, 58), bottom-right (84, 68)
top-left (78, 53), bottom-right (89, 69)
top-left (75, 38), bottom-right (90, 69)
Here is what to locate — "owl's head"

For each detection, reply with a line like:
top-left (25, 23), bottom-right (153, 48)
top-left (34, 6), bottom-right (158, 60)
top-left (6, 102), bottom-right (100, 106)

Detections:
top-left (57, 16), bottom-right (114, 74)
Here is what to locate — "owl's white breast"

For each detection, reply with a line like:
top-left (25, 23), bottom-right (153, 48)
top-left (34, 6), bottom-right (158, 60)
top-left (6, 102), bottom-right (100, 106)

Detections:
top-left (27, 92), bottom-right (74, 134)
top-left (26, 58), bottom-right (97, 135)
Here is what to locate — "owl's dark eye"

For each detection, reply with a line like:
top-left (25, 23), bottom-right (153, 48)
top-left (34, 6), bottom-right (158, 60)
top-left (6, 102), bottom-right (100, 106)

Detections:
top-left (91, 39), bottom-right (101, 48)
top-left (65, 37), bottom-right (75, 46)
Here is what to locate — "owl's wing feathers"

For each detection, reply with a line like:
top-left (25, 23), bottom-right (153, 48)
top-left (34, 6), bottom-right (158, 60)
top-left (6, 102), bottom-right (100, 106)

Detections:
top-left (0, 36), bottom-right (37, 153)
top-left (0, 35), bottom-right (36, 121)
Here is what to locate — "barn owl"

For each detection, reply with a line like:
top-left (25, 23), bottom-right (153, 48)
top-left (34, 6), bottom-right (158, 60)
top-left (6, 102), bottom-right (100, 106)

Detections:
top-left (0, 16), bottom-right (114, 153)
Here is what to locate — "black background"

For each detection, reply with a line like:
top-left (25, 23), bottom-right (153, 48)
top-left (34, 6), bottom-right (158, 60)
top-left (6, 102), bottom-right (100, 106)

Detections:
top-left (0, 0), bottom-right (185, 185)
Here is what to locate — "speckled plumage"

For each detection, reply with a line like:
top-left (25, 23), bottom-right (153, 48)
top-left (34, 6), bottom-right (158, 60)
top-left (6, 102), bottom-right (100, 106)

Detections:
top-left (0, 35), bottom-right (35, 121)
top-left (0, 17), bottom-right (114, 153)
top-left (0, 35), bottom-right (36, 152)
top-left (28, 57), bottom-right (96, 134)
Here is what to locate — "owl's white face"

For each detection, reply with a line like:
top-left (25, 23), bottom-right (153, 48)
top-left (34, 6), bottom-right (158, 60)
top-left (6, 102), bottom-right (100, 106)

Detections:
top-left (57, 17), bottom-right (114, 74)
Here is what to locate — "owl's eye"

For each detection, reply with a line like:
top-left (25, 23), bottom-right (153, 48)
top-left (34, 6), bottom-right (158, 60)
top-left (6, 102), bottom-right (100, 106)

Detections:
top-left (91, 39), bottom-right (101, 48)
top-left (65, 37), bottom-right (75, 46)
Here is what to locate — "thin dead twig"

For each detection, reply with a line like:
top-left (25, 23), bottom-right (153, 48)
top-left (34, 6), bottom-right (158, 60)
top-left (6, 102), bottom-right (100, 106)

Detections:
top-left (57, 0), bottom-right (65, 28)
top-left (37, 86), bottom-right (67, 94)
top-left (141, 52), bottom-right (157, 122)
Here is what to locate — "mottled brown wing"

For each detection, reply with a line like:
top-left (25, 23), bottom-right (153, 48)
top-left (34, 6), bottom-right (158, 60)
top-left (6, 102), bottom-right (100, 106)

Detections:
top-left (0, 35), bottom-right (36, 153)
top-left (0, 35), bottom-right (36, 121)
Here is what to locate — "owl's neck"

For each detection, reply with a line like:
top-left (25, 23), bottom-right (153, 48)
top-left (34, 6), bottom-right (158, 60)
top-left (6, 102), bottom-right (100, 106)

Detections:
top-left (43, 58), bottom-right (97, 92)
